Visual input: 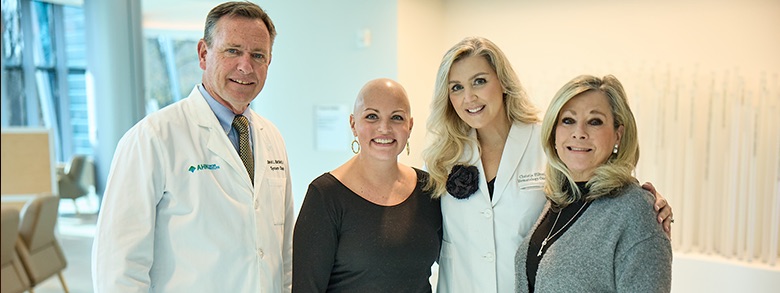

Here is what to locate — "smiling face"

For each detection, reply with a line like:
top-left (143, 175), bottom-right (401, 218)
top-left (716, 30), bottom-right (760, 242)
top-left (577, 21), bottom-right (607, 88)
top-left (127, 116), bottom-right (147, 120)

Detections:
top-left (198, 15), bottom-right (271, 114)
top-left (554, 90), bottom-right (623, 181)
top-left (351, 79), bottom-right (413, 161)
top-left (447, 55), bottom-right (508, 131)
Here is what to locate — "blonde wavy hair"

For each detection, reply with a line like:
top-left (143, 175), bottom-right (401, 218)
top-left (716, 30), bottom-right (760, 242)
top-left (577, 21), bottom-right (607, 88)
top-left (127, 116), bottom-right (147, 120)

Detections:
top-left (541, 74), bottom-right (640, 207)
top-left (422, 37), bottom-right (539, 197)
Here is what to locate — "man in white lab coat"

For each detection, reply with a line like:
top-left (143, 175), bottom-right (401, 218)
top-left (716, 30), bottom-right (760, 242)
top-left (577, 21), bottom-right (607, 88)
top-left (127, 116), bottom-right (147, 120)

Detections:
top-left (92, 2), bottom-right (293, 292)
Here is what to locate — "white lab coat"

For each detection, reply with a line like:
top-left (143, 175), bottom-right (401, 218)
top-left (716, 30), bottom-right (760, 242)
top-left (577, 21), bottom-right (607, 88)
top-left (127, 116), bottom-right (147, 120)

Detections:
top-left (436, 122), bottom-right (547, 293)
top-left (92, 87), bottom-right (293, 293)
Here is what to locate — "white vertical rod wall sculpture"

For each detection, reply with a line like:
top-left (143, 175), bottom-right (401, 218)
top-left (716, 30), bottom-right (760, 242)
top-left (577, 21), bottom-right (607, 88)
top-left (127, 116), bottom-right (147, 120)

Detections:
top-left (703, 75), bottom-right (723, 255)
top-left (742, 91), bottom-right (757, 262)
top-left (666, 69), bottom-right (684, 249)
top-left (680, 69), bottom-right (696, 252)
top-left (723, 70), bottom-right (741, 258)
top-left (766, 73), bottom-right (780, 266)
top-left (737, 75), bottom-right (750, 261)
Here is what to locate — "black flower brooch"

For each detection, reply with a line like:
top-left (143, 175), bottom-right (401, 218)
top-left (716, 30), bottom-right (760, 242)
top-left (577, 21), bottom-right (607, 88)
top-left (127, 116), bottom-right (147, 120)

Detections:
top-left (446, 165), bottom-right (480, 199)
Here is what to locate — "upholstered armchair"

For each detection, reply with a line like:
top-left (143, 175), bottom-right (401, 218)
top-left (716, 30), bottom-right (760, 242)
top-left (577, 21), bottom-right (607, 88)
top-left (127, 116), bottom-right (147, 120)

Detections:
top-left (57, 154), bottom-right (94, 214)
top-left (16, 194), bottom-right (69, 292)
top-left (1, 207), bottom-right (31, 293)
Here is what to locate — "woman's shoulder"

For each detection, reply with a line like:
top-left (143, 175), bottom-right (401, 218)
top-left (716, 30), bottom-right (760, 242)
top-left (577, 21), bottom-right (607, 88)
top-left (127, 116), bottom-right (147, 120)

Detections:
top-left (302, 173), bottom-right (363, 213)
top-left (412, 167), bottom-right (430, 181)
top-left (512, 121), bottom-right (542, 132)
top-left (509, 121), bottom-right (544, 146)
top-left (411, 167), bottom-right (439, 200)
top-left (614, 183), bottom-right (654, 205)
top-left (596, 184), bottom-right (671, 269)
top-left (599, 184), bottom-right (653, 209)
top-left (307, 172), bottom-right (348, 197)
top-left (310, 172), bottom-right (337, 185)
top-left (596, 183), bottom-right (659, 229)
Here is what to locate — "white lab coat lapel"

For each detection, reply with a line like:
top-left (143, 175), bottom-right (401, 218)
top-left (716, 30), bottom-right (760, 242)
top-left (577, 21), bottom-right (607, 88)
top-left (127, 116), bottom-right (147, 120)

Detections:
top-left (249, 112), bottom-right (266, 193)
top-left (492, 123), bottom-right (533, 203)
top-left (187, 88), bottom-right (253, 188)
top-left (466, 123), bottom-right (534, 205)
top-left (463, 129), bottom-right (490, 203)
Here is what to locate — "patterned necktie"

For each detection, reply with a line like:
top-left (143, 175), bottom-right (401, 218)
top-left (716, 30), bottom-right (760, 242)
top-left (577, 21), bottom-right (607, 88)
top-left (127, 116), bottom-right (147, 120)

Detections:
top-left (232, 115), bottom-right (254, 184)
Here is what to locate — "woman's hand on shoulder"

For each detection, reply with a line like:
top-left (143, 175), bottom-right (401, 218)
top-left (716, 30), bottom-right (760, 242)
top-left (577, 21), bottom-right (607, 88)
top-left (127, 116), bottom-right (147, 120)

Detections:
top-left (642, 182), bottom-right (673, 238)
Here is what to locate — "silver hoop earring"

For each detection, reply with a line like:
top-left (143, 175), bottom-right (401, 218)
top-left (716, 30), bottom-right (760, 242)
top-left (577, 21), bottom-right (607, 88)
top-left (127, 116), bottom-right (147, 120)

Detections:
top-left (613, 144), bottom-right (619, 154)
top-left (351, 137), bottom-right (360, 154)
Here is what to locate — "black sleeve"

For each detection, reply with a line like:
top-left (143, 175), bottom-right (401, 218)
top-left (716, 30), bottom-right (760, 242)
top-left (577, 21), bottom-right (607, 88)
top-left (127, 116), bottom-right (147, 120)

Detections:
top-left (292, 181), bottom-right (340, 293)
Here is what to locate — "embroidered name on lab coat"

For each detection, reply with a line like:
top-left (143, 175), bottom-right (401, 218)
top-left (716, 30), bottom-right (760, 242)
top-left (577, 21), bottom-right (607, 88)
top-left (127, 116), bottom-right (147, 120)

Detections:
top-left (517, 172), bottom-right (545, 183)
top-left (267, 159), bottom-right (285, 171)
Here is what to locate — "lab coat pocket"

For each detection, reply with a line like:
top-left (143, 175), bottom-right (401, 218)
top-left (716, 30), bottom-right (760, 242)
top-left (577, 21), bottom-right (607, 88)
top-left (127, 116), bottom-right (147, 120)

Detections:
top-left (264, 177), bottom-right (287, 225)
top-left (437, 239), bottom-right (459, 292)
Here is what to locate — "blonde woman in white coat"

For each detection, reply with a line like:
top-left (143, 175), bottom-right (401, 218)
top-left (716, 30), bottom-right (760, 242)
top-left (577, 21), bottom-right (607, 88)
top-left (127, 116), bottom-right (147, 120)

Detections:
top-left (422, 36), bottom-right (673, 293)
top-left (92, 3), bottom-right (293, 292)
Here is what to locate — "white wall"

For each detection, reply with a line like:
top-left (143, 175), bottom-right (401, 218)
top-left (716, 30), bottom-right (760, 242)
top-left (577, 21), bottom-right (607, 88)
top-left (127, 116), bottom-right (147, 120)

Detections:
top-left (397, 0), bottom-right (446, 169)
top-left (437, 0), bottom-right (780, 111)
top-left (256, 0), bottom-right (400, 214)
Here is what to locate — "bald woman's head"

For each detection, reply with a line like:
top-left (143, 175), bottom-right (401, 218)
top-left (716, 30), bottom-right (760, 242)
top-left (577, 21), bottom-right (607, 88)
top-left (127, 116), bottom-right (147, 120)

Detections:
top-left (353, 78), bottom-right (411, 116)
top-left (349, 78), bottom-right (414, 154)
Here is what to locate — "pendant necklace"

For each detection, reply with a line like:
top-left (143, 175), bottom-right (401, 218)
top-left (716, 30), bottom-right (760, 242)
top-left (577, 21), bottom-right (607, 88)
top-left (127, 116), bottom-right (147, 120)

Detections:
top-left (537, 201), bottom-right (590, 257)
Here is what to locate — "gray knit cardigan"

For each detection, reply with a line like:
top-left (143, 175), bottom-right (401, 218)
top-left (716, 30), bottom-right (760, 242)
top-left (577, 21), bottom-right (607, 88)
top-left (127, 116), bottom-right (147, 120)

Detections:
top-left (515, 183), bottom-right (672, 293)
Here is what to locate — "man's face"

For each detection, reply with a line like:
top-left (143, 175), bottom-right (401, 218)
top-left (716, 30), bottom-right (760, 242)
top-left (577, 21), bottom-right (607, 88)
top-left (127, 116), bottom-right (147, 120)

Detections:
top-left (198, 16), bottom-right (272, 114)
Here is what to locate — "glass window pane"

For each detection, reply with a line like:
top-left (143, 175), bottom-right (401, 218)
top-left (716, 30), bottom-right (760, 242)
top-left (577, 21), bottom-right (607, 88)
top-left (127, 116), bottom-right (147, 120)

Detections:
top-left (63, 5), bottom-right (90, 158)
top-left (173, 39), bottom-right (200, 101)
top-left (63, 5), bottom-right (85, 68)
top-left (68, 70), bottom-right (90, 155)
top-left (36, 68), bottom-right (60, 159)
top-left (35, 68), bottom-right (56, 127)
top-left (144, 36), bottom-right (174, 111)
top-left (143, 36), bottom-right (201, 114)
top-left (2, 68), bottom-right (27, 126)
top-left (31, 1), bottom-right (55, 67)
top-left (2, 0), bottom-right (23, 66)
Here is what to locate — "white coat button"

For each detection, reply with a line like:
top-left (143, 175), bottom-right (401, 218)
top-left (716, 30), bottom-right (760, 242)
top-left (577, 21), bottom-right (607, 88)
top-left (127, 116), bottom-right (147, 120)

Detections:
top-left (257, 249), bottom-right (265, 258)
top-left (482, 209), bottom-right (493, 218)
top-left (483, 252), bottom-right (494, 262)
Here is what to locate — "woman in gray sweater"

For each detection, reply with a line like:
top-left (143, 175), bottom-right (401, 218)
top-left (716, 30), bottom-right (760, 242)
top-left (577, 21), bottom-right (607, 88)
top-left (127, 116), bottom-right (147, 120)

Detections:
top-left (515, 74), bottom-right (672, 292)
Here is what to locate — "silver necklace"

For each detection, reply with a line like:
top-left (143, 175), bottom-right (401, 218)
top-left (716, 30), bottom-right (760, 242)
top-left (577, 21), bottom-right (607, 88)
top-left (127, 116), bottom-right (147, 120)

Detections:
top-left (537, 201), bottom-right (590, 257)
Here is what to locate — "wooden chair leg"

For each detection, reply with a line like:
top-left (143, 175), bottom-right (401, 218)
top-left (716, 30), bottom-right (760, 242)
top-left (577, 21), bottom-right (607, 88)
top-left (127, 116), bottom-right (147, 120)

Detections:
top-left (58, 271), bottom-right (70, 293)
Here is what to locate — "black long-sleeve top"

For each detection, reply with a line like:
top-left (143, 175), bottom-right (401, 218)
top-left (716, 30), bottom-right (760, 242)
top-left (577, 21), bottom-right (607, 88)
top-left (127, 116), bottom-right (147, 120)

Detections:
top-left (293, 168), bottom-right (442, 292)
